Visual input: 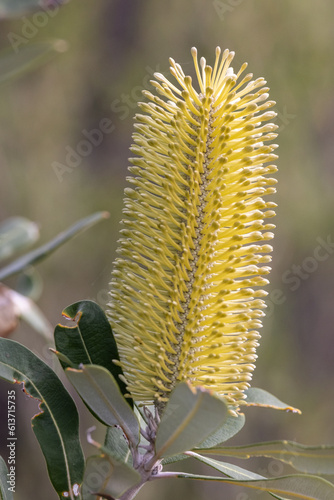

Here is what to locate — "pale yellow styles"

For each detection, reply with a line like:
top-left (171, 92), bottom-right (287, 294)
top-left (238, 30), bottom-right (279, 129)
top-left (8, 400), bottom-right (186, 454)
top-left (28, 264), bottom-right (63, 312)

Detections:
top-left (108, 47), bottom-right (278, 412)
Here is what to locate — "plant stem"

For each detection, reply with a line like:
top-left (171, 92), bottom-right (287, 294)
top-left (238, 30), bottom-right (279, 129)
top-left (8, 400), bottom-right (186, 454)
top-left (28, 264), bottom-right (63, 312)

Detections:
top-left (154, 471), bottom-right (180, 479)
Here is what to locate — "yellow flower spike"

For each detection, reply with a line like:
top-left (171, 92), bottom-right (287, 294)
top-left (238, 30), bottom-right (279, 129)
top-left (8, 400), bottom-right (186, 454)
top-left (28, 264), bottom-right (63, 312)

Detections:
top-left (108, 47), bottom-right (278, 412)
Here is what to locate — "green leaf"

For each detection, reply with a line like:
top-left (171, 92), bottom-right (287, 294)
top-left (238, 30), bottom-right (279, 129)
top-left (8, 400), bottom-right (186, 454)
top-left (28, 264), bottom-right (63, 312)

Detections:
top-left (0, 0), bottom-right (64, 18)
top-left (173, 463), bottom-right (334, 500)
top-left (86, 425), bottom-right (133, 466)
top-left (0, 212), bottom-right (109, 281)
top-left (155, 382), bottom-right (228, 459)
top-left (54, 300), bottom-right (129, 401)
top-left (0, 338), bottom-right (84, 499)
top-left (81, 454), bottom-right (141, 500)
top-left (0, 217), bottom-right (39, 262)
top-left (199, 440), bottom-right (334, 475)
top-left (50, 349), bottom-right (76, 368)
top-left (196, 412), bottom-right (245, 449)
top-left (190, 451), bottom-right (265, 479)
top-left (161, 453), bottom-right (189, 466)
top-left (0, 456), bottom-right (14, 500)
top-left (66, 364), bottom-right (140, 446)
top-left (188, 452), bottom-right (286, 500)
top-left (104, 427), bottom-right (132, 466)
top-left (243, 387), bottom-right (301, 413)
top-left (0, 41), bottom-right (67, 85)
top-left (81, 426), bottom-right (136, 499)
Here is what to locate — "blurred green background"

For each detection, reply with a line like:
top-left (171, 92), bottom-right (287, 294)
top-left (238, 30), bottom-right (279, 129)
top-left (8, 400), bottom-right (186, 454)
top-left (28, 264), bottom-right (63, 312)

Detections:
top-left (0, 0), bottom-right (334, 498)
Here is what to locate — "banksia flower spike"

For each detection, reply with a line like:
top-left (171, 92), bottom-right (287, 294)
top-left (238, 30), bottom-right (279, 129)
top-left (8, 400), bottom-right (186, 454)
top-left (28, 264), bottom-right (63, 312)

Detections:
top-left (108, 47), bottom-right (278, 413)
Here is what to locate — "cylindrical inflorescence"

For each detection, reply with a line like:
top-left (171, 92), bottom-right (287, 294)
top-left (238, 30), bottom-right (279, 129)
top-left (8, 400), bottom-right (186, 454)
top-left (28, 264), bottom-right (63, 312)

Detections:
top-left (108, 47), bottom-right (278, 412)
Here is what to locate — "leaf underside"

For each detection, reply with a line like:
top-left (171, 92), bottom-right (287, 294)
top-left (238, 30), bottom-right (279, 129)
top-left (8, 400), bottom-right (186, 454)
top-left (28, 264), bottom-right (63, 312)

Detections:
top-left (199, 440), bottom-right (334, 475)
top-left (66, 364), bottom-right (140, 446)
top-left (155, 383), bottom-right (229, 459)
top-left (178, 452), bottom-right (334, 500)
top-left (243, 387), bottom-right (301, 413)
top-left (196, 411), bottom-right (246, 449)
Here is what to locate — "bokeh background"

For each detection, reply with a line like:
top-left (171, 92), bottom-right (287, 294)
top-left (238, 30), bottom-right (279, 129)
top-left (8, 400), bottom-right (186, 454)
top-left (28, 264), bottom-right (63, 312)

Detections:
top-left (0, 0), bottom-right (334, 498)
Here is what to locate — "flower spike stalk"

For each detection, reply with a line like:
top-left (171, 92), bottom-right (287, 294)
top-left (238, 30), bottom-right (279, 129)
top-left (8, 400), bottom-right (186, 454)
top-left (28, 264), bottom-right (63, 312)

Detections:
top-left (108, 47), bottom-right (278, 413)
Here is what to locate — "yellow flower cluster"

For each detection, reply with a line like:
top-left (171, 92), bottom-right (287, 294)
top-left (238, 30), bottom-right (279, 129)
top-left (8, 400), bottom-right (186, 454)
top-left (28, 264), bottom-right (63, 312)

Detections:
top-left (108, 47), bottom-right (278, 411)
